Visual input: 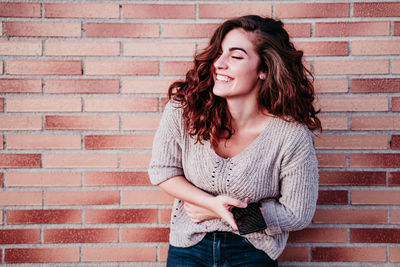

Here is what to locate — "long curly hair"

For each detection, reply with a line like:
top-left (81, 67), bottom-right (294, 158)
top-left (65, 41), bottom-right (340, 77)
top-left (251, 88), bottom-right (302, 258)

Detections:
top-left (168, 15), bottom-right (321, 146)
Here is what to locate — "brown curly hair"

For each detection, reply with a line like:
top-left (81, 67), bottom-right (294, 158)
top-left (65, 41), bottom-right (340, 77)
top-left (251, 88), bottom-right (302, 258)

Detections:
top-left (168, 15), bottom-right (321, 146)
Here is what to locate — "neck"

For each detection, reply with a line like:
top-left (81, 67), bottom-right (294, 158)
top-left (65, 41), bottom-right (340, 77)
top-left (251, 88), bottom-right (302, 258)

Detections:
top-left (227, 99), bottom-right (269, 130)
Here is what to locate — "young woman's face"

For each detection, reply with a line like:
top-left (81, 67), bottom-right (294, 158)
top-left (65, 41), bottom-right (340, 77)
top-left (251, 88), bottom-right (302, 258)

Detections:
top-left (212, 28), bottom-right (263, 101)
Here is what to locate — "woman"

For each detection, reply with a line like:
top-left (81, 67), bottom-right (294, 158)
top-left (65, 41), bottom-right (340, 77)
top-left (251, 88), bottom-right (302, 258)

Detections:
top-left (149, 15), bottom-right (321, 266)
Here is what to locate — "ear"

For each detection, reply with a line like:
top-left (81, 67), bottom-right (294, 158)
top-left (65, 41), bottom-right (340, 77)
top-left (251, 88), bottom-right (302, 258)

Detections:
top-left (259, 73), bottom-right (266, 80)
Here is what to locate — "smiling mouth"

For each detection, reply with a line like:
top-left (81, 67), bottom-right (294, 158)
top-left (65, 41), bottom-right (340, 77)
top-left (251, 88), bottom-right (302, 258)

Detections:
top-left (215, 74), bottom-right (233, 82)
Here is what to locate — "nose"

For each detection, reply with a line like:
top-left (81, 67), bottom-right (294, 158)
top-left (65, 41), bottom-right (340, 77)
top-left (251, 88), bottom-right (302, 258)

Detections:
top-left (213, 53), bottom-right (228, 69)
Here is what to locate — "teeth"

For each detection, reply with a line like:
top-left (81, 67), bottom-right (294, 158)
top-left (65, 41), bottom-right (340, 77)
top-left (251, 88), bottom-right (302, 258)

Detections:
top-left (216, 74), bottom-right (232, 82)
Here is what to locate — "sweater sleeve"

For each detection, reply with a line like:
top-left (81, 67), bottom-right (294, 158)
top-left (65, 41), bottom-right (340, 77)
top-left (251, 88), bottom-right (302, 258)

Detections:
top-left (148, 100), bottom-right (184, 185)
top-left (260, 126), bottom-right (319, 236)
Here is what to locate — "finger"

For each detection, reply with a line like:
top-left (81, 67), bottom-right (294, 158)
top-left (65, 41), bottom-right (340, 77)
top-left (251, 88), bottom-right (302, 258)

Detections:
top-left (222, 196), bottom-right (247, 208)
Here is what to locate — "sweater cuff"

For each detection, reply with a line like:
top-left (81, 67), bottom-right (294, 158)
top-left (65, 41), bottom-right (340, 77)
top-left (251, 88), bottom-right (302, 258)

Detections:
top-left (148, 167), bottom-right (184, 185)
top-left (261, 199), bottom-right (282, 236)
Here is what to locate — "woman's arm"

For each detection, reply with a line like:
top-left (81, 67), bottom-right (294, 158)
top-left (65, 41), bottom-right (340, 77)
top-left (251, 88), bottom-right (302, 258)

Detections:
top-left (159, 175), bottom-right (247, 230)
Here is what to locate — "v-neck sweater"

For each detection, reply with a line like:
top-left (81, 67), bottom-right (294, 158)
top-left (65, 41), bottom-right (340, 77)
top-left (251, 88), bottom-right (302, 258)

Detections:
top-left (148, 100), bottom-right (319, 260)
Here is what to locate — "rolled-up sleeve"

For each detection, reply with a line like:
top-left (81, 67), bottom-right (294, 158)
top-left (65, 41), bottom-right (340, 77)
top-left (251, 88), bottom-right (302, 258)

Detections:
top-left (148, 101), bottom-right (184, 185)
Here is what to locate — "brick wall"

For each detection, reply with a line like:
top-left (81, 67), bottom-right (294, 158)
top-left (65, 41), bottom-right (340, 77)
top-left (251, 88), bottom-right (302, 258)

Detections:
top-left (0, 1), bottom-right (399, 265)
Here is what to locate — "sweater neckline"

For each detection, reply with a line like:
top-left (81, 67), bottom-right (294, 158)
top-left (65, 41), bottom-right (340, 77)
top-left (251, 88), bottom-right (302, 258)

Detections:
top-left (208, 116), bottom-right (276, 161)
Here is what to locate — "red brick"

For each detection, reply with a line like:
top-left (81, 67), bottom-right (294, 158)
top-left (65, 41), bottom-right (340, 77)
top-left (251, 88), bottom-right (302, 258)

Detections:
top-left (395, 22), bottom-right (400, 36)
top-left (314, 60), bottom-right (388, 75)
top-left (46, 79), bottom-right (119, 94)
top-left (7, 209), bottom-right (81, 224)
top-left (319, 171), bottom-right (386, 186)
top-left (276, 3), bottom-right (348, 18)
top-left (0, 229), bottom-right (40, 244)
top-left (316, 96), bottom-right (388, 112)
top-left (7, 60), bottom-right (81, 75)
top-left (44, 228), bottom-right (118, 243)
top-left (7, 97), bottom-right (81, 112)
top-left (45, 3), bottom-right (119, 18)
top-left (85, 60), bottom-right (158, 76)
top-left (392, 135), bottom-right (400, 149)
top-left (124, 41), bottom-right (195, 57)
top-left (0, 173), bottom-right (3, 187)
top-left (46, 41), bottom-right (119, 56)
top-left (314, 79), bottom-right (348, 94)
top-left (352, 40), bottom-right (400, 56)
top-left (85, 97), bottom-right (157, 112)
top-left (315, 21), bottom-right (390, 37)
top-left (391, 209), bottom-right (400, 224)
top-left (5, 248), bottom-right (79, 263)
top-left (85, 135), bottom-right (153, 150)
top-left (43, 154), bottom-right (117, 169)
top-left (163, 23), bottom-right (219, 38)
top-left (319, 116), bottom-right (347, 130)
top-left (122, 115), bottom-right (161, 131)
top-left (351, 228), bottom-right (400, 243)
top-left (159, 246), bottom-right (169, 262)
top-left (352, 116), bottom-right (400, 131)
top-left (284, 23), bottom-right (311, 38)
top-left (294, 41), bottom-right (348, 57)
top-left (350, 153), bottom-right (400, 168)
top-left (45, 190), bottom-right (119, 206)
top-left (160, 209), bottom-right (171, 224)
top-left (162, 61), bottom-right (192, 76)
top-left (0, 154), bottom-right (40, 168)
top-left (354, 2), bottom-right (400, 17)
top-left (394, 60), bottom-right (400, 74)
top-left (0, 191), bottom-right (41, 206)
top-left (0, 116), bottom-right (41, 130)
top-left (393, 97), bottom-right (400, 111)
top-left (0, 98), bottom-right (3, 112)
top-left (6, 21), bottom-right (81, 37)
top-left (313, 209), bottom-right (387, 224)
top-left (317, 190), bottom-right (348, 205)
top-left (314, 135), bottom-right (387, 150)
top-left (0, 79), bottom-right (41, 93)
top-left (7, 172), bottom-right (81, 187)
top-left (389, 172), bottom-right (400, 186)
top-left (0, 3), bottom-right (41, 17)
top-left (352, 78), bottom-right (400, 93)
top-left (278, 247), bottom-right (308, 262)
top-left (86, 23), bottom-right (159, 38)
top-left (121, 227), bottom-right (169, 242)
top-left (85, 209), bottom-right (157, 224)
top-left (0, 41), bottom-right (41, 56)
top-left (122, 78), bottom-right (173, 94)
top-left (82, 247), bottom-right (156, 262)
top-left (390, 247), bottom-right (400, 262)
top-left (84, 171), bottom-right (150, 186)
top-left (199, 4), bottom-right (271, 19)
top-left (45, 115), bottom-right (118, 131)
top-left (316, 153), bottom-right (346, 168)
top-left (120, 153), bottom-right (152, 169)
top-left (123, 4), bottom-right (194, 19)
top-left (122, 190), bottom-right (174, 205)
top-left (288, 228), bottom-right (347, 243)
top-left (312, 247), bottom-right (386, 262)
top-left (352, 190), bottom-right (400, 205)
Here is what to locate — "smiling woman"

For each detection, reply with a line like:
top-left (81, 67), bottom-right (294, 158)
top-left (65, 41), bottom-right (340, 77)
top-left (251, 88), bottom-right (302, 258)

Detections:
top-left (149, 15), bottom-right (321, 267)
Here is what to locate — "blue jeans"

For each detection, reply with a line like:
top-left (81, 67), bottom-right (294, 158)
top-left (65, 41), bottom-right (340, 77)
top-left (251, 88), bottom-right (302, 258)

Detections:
top-left (167, 232), bottom-right (278, 267)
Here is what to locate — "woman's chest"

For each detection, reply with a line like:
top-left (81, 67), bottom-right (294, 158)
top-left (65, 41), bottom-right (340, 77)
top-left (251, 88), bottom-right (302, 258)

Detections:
top-left (181, 139), bottom-right (281, 202)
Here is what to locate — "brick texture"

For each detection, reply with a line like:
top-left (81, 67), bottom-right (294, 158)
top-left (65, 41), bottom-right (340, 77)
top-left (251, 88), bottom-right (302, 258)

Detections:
top-left (0, 1), bottom-right (398, 266)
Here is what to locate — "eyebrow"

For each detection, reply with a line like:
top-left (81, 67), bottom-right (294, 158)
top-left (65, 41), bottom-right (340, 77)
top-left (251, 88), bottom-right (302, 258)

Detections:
top-left (228, 47), bottom-right (248, 55)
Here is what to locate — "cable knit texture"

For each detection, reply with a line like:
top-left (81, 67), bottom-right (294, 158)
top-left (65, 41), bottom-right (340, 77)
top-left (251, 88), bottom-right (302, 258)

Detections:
top-left (148, 100), bottom-right (319, 260)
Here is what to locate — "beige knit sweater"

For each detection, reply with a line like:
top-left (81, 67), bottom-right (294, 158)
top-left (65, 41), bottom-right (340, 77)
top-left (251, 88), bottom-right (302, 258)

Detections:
top-left (148, 100), bottom-right (319, 260)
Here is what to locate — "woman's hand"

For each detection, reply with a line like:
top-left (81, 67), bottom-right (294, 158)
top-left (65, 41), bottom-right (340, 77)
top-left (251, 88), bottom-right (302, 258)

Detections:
top-left (184, 196), bottom-right (248, 231)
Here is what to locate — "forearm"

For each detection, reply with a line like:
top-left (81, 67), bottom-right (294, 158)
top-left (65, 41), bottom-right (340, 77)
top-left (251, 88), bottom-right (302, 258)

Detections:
top-left (158, 175), bottom-right (214, 209)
